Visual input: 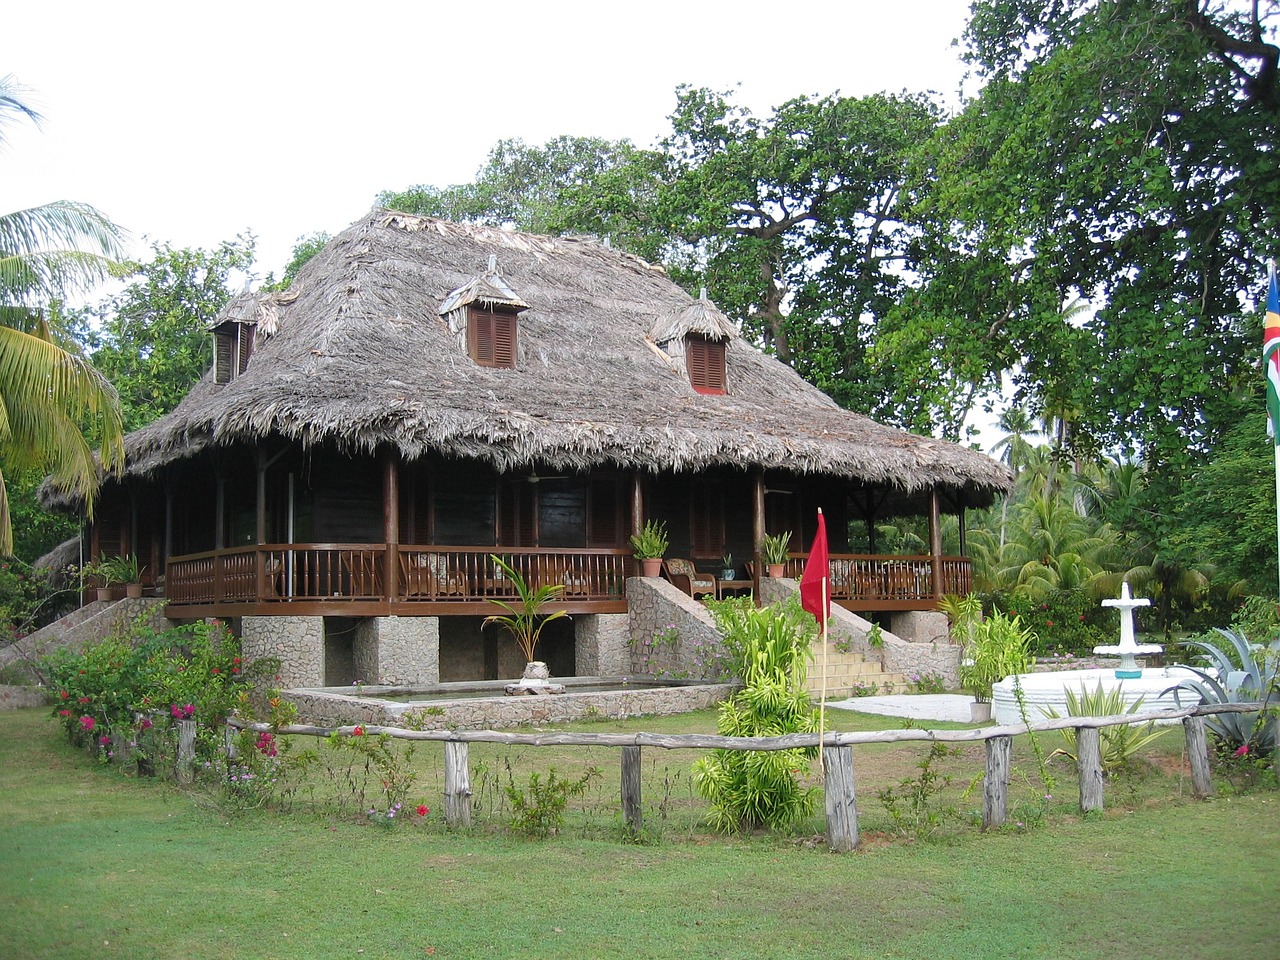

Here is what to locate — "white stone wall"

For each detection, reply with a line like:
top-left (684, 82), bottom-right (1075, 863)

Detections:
top-left (241, 615), bottom-right (325, 688)
top-left (354, 616), bottom-right (440, 685)
top-left (574, 613), bottom-right (631, 676)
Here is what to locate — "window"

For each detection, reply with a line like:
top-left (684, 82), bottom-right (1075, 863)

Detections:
top-left (686, 336), bottom-right (727, 394)
top-left (468, 307), bottom-right (517, 368)
top-left (214, 324), bottom-right (254, 384)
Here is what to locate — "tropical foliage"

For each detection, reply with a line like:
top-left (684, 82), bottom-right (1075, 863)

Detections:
top-left (0, 76), bottom-right (126, 555)
top-left (481, 555), bottom-right (568, 665)
top-left (1044, 683), bottom-right (1168, 776)
top-left (1166, 627), bottom-right (1280, 757)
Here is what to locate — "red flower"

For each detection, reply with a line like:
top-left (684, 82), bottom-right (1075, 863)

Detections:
top-left (1046, 620), bottom-right (1054, 627)
top-left (99, 735), bottom-right (110, 746)
top-left (58, 709), bottom-right (71, 717)
top-left (1235, 744), bottom-right (1250, 757)
top-left (352, 725), bottom-right (364, 737)
top-left (78, 696), bottom-right (90, 704)
top-left (80, 716), bottom-right (95, 732)
top-left (211, 667), bottom-right (220, 675)
top-left (59, 690), bottom-right (69, 699)
top-left (416, 804), bottom-right (429, 817)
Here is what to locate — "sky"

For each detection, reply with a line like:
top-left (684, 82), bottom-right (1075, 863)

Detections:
top-left (4, 1), bottom-right (976, 280)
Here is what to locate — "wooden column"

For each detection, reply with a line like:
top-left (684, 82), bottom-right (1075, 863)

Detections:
top-left (983, 735), bottom-right (1011, 829)
top-left (443, 741), bottom-right (472, 827)
top-left (928, 488), bottom-right (944, 600)
top-left (752, 470), bottom-right (766, 599)
top-left (383, 450), bottom-right (400, 603)
top-left (176, 719), bottom-right (197, 785)
top-left (823, 745), bottom-right (859, 852)
top-left (620, 745), bottom-right (642, 834)
top-left (1183, 716), bottom-right (1213, 799)
top-left (1077, 726), bottom-right (1104, 812)
top-left (957, 502), bottom-right (968, 557)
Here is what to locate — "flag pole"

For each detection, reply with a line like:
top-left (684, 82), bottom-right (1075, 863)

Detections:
top-left (818, 509), bottom-right (829, 777)
top-left (1267, 260), bottom-right (1280, 598)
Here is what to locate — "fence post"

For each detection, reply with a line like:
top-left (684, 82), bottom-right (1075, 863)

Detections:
top-left (1182, 715), bottom-right (1213, 799)
top-left (224, 722), bottom-right (239, 764)
top-left (1077, 726), bottom-right (1104, 812)
top-left (983, 735), bottom-right (1011, 830)
top-left (176, 718), bottom-right (196, 784)
top-left (620, 745), bottom-right (642, 835)
top-left (823, 745), bottom-right (859, 852)
top-left (443, 740), bottom-right (472, 828)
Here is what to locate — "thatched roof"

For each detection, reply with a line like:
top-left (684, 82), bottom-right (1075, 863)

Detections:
top-left (106, 210), bottom-right (1011, 506)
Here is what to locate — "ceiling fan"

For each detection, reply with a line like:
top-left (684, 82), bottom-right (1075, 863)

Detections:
top-left (513, 467), bottom-right (570, 484)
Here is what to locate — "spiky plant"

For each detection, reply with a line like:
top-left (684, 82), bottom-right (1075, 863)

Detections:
top-left (481, 555), bottom-right (567, 665)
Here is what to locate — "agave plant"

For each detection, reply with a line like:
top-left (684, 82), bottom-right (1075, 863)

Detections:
top-left (1044, 682), bottom-right (1167, 775)
top-left (1165, 628), bottom-right (1280, 755)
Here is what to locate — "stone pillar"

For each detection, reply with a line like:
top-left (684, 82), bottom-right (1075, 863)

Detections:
top-left (241, 615), bottom-right (325, 688)
top-left (355, 616), bottom-right (439, 686)
top-left (575, 613), bottom-right (632, 676)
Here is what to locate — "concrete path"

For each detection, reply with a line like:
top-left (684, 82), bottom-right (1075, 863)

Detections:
top-left (825, 693), bottom-right (975, 724)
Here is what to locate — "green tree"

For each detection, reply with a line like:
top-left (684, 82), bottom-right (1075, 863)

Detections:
top-left (0, 75), bottom-right (125, 555)
top-left (909, 0), bottom-right (1278, 467)
top-left (264, 231), bottom-right (330, 291)
top-left (77, 237), bottom-right (256, 430)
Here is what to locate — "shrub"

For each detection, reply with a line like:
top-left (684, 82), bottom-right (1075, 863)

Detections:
top-left (1043, 682), bottom-right (1168, 775)
top-left (993, 589), bottom-right (1113, 657)
top-left (693, 596), bottom-right (819, 833)
top-left (506, 766), bottom-right (601, 838)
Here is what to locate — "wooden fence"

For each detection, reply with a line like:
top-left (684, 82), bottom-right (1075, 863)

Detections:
top-left (214, 703), bottom-right (1270, 852)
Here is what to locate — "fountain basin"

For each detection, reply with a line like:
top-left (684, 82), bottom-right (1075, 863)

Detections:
top-left (991, 667), bottom-right (1203, 726)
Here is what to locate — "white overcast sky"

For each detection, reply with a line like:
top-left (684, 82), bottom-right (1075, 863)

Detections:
top-left (4, 1), bottom-right (975, 280)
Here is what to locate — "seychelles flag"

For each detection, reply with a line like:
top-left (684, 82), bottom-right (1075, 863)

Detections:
top-left (1266, 263), bottom-right (1280, 444)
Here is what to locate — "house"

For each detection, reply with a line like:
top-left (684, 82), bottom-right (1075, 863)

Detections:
top-left (72, 210), bottom-right (1011, 687)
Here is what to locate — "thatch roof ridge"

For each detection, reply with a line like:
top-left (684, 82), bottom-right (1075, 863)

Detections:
top-left (109, 209), bottom-right (1010, 502)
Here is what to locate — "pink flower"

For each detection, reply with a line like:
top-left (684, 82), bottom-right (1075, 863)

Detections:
top-left (1235, 744), bottom-right (1250, 757)
top-left (139, 717), bottom-right (153, 730)
top-left (80, 716), bottom-right (95, 732)
top-left (58, 709), bottom-right (71, 717)
top-left (99, 735), bottom-right (110, 746)
top-left (416, 804), bottom-right (429, 817)
top-left (352, 725), bottom-right (364, 737)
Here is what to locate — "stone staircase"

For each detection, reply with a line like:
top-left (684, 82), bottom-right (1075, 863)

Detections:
top-left (0, 598), bottom-right (169, 684)
top-left (806, 643), bottom-right (907, 698)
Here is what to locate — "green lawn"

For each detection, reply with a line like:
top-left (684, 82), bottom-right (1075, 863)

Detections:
top-left (0, 705), bottom-right (1275, 960)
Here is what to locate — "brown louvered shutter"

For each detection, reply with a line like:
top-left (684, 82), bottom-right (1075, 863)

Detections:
top-left (687, 337), bottom-right (726, 394)
top-left (237, 326), bottom-right (254, 374)
top-left (469, 307), bottom-right (517, 368)
top-left (214, 330), bottom-right (234, 383)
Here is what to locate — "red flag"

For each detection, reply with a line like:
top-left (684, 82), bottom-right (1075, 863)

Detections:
top-left (799, 510), bottom-right (830, 624)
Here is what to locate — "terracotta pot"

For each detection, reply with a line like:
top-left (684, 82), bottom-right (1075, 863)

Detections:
top-left (95, 587), bottom-right (113, 602)
top-left (125, 582), bottom-right (143, 599)
top-left (640, 558), bottom-right (662, 577)
top-left (766, 563), bottom-right (785, 578)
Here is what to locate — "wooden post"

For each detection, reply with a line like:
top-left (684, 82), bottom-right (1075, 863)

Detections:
top-left (928, 489), bottom-right (944, 601)
top-left (983, 735), bottom-right (1011, 830)
top-left (384, 450), bottom-right (399, 604)
top-left (1077, 726), bottom-right (1104, 812)
top-left (224, 722), bottom-right (239, 763)
top-left (823, 745), bottom-right (859, 852)
top-left (443, 740), bottom-right (472, 828)
top-left (752, 471), bottom-right (766, 600)
top-left (620, 745), bottom-right (642, 835)
top-left (1183, 715), bottom-right (1213, 799)
top-left (176, 718), bottom-right (196, 784)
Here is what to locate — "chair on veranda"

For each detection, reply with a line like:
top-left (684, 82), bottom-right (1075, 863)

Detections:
top-left (662, 558), bottom-right (717, 600)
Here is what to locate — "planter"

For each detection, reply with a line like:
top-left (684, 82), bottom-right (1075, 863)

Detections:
top-left (125, 582), bottom-right (143, 599)
top-left (970, 701), bottom-right (992, 723)
top-left (721, 569), bottom-right (736, 580)
top-left (766, 563), bottom-right (785, 578)
top-left (640, 558), bottom-right (662, 577)
top-left (94, 587), bottom-right (114, 602)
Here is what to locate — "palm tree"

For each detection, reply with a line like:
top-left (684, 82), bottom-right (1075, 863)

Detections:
top-left (0, 76), bottom-right (126, 554)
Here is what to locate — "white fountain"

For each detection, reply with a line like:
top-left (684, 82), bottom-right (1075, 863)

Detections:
top-left (990, 584), bottom-right (1201, 725)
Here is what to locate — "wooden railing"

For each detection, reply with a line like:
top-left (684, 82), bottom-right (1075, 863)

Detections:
top-left (166, 544), bottom-right (632, 607)
top-left (783, 554), bottom-right (972, 604)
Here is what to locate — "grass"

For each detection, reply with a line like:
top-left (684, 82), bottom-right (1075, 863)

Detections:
top-left (1, 704), bottom-right (1276, 959)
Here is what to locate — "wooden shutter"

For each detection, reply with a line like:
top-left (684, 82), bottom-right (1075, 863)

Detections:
top-left (689, 479), bottom-right (725, 558)
top-left (214, 330), bottom-right (233, 383)
top-left (237, 326), bottom-right (254, 373)
top-left (469, 308), bottom-right (517, 368)
top-left (687, 337), bottom-right (726, 394)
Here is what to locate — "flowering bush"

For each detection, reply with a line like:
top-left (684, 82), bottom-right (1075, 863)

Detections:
top-left (991, 589), bottom-right (1112, 657)
top-left (907, 672), bottom-right (948, 695)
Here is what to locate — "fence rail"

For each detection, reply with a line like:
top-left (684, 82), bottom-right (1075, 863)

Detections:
top-left (222, 702), bottom-right (1271, 852)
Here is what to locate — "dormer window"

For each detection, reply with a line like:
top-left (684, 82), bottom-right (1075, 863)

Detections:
top-left (439, 255), bottom-right (529, 370)
top-left (686, 335), bottom-right (727, 394)
top-left (650, 288), bottom-right (737, 395)
top-left (213, 322), bottom-right (254, 384)
top-left (468, 307), bottom-right (518, 368)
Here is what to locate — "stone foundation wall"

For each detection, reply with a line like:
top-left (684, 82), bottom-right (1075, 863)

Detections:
top-left (574, 613), bottom-right (631, 676)
top-left (0, 684), bottom-right (49, 710)
top-left (242, 616), bottom-right (325, 688)
top-left (287, 681), bottom-right (735, 730)
top-left (626, 577), bottom-right (726, 678)
top-left (889, 610), bottom-right (950, 645)
top-left (0, 598), bottom-right (169, 683)
top-left (355, 616), bottom-right (440, 685)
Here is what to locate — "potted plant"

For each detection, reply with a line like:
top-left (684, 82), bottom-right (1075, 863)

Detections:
top-left (482, 555), bottom-right (568, 688)
top-left (721, 552), bottom-right (736, 580)
top-left (957, 610), bottom-right (1036, 722)
top-left (116, 555), bottom-right (145, 598)
top-left (760, 531), bottom-right (792, 577)
top-left (630, 520), bottom-right (669, 577)
top-left (85, 555), bottom-right (126, 601)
